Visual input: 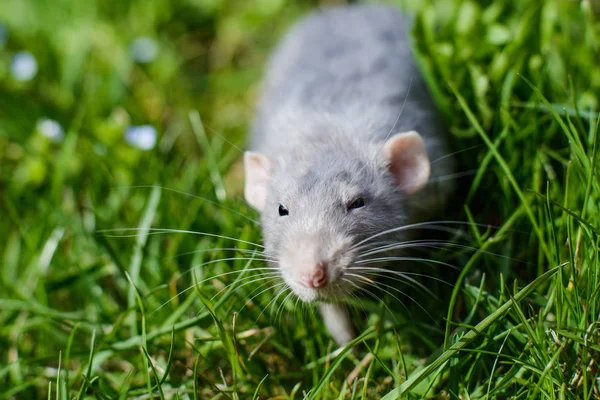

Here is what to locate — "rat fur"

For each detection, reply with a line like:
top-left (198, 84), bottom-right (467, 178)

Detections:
top-left (244, 4), bottom-right (455, 346)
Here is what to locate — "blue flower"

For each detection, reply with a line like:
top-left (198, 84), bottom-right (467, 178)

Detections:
top-left (130, 37), bottom-right (159, 64)
top-left (36, 118), bottom-right (65, 143)
top-left (11, 51), bottom-right (38, 82)
top-left (125, 125), bottom-right (157, 150)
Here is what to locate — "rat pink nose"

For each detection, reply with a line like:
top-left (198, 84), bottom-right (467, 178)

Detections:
top-left (301, 262), bottom-right (329, 288)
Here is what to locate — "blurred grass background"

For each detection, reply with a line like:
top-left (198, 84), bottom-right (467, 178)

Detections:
top-left (1, 0), bottom-right (600, 398)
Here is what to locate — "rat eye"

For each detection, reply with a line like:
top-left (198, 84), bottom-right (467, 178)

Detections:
top-left (278, 204), bottom-right (289, 216)
top-left (348, 198), bottom-right (365, 211)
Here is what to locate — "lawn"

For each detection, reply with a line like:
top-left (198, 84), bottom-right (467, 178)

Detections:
top-left (1, 0), bottom-right (599, 398)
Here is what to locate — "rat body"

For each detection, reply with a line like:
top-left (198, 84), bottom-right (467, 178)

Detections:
top-left (244, 4), bottom-right (455, 346)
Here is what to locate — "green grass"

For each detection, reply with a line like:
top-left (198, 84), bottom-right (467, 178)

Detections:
top-left (1, 0), bottom-right (599, 398)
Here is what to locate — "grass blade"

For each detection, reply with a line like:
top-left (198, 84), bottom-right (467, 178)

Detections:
top-left (383, 264), bottom-right (564, 398)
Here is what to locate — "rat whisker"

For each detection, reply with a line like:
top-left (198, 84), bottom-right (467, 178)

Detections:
top-left (355, 256), bottom-right (461, 271)
top-left (242, 276), bottom-right (283, 308)
top-left (356, 244), bottom-right (444, 259)
top-left (99, 227), bottom-right (265, 249)
top-left (342, 278), bottom-right (398, 323)
top-left (294, 295), bottom-right (302, 318)
top-left (424, 169), bottom-right (479, 184)
top-left (354, 238), bottom-right (470, 257)
top-left (345, 273), bottom-right (418, 320)
top-left (163, 247), bottom-right (271, 261)
top-left (356, 239), bottom-right (473, 258)
top-left (357, 243), bottom-right (472, 260)
top-left (352, 239), bottom-right (403, 255)
top-left (253, 284), bottom-right (289, 324)
top-left (176, 257), bottom-right (277, 284)
top-left (399, 168), bottom-right (479, 193)
top-left (349, 267), bottom-right (454, 286)
top-left (214, 271), bottom-right (281, 287)
top-left (284, 295), bottom-right (298, 326)
top-left (151, 269), bottom-right (280, 315)
top-left (346, 289), bottom-right (367, 315)
top-left (242, 281), bottom-right (288, 316)
top-left (298, 296), bottom-right (307, 321)
top-left (239, 280), bottom-right (282, 323)
top-left (226, 278), bottom-right (281, 313)
top-left (270, 287), bottom-right (291, 320)
top-left (352, 226), bottom-right (459, 252)
top-left (429, 144), bottom-right (484, 165)
top-left (275, 291), bottom-right (296, 325)
top-left (346, 269), bottom-right (439, 301)
top-left (156, 282), bottom-right (256, 320)
top-left (349, 268), bottom-right (436, 298)
top-left (214, 273), bottom-right (281, 303)
top-left (351, 220), bottom-right (516, 250)
top-left (116, 185), bottom-right (260, 225)
top-left (194, 275), bottom-right (283, 318)
top-left (358, 240), bottom-right (528, 265)
top-left (341, 278), bottom-right (368, 304)
top-left (207, 268), bottom-right (280, 281)
top-left (202, 123), bottom-right (246, 155)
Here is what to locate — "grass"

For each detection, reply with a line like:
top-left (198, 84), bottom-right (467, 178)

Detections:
top-left (1, 0), bottom-right (599, 398)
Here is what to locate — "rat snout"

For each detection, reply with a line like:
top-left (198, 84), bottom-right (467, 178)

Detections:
top-left (279, 227), bottom-right (354, 301)
top-left (299, 261), bottom-right (329, 288)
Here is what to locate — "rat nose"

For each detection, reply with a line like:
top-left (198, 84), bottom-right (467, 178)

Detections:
top-left (300, 261), bottom-right (329, 288)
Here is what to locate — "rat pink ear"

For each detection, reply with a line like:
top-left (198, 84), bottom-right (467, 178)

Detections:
top-left (244, 151), bottom-right (272, 211)
top-left (382, 131), bottom-right (430, 195)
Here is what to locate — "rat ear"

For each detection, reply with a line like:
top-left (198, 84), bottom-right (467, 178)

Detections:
top-left (382, 131), bottom-right (430, 195)
top-left (244, 151), bottom-right (272, 211)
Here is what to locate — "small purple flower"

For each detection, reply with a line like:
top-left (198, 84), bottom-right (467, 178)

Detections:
top-left (129, 37), bottom-right (158, 64)
top-left (36, 118), bottom-right (65, 143)
top-left (125, 125), bottom-right (157, 150)
top-left (11, 51), bottom-right (38, 81)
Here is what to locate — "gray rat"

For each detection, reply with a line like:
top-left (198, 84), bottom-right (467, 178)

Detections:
top-left (244, 4), bottom-right (455, 346)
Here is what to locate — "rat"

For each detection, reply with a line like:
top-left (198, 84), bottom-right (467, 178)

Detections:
top-left (243, 4), bottom-right (455, 346)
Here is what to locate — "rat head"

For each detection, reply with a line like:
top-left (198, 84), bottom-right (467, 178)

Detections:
top-left (244, 130), bottom-right (430, 303)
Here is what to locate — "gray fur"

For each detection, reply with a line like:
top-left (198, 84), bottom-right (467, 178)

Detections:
top-left (247, 4), bottom-right (455, 345)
